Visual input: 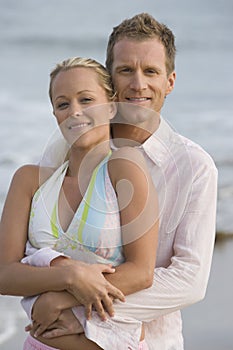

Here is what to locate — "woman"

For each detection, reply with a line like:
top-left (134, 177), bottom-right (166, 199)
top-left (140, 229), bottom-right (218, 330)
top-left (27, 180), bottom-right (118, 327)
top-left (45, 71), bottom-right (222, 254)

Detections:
top-left (0, 57), bottom-right (158, 349)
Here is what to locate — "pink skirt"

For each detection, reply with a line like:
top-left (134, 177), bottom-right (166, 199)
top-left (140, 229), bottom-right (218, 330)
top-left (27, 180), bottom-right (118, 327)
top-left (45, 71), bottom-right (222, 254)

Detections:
top-left (23, 335), bottom-right (59, 350)
top-left (23, 334), bottom-right (149, 350)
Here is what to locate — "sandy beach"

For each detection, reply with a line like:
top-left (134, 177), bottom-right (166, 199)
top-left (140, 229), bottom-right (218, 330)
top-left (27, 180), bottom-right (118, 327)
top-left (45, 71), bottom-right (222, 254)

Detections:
top-left (0, 238), bottom-right (232, 350)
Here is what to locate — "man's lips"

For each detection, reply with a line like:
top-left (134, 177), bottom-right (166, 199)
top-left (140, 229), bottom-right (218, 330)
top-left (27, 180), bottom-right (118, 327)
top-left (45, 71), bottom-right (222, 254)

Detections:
top-left (126, 97), bottom-right (151, 102)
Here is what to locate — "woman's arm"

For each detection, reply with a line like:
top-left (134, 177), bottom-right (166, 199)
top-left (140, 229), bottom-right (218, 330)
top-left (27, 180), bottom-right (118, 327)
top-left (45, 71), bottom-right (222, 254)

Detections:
top-left (107, 147), bottom-right (159, 295)
top-left (32, 146), bottom-right (158, 325)
top-left (0, 165), bottom-right (69, 295)
top-left (0, 166), bottom-right (124, 304)
top-left (26, 148), bottom-right (157, 345)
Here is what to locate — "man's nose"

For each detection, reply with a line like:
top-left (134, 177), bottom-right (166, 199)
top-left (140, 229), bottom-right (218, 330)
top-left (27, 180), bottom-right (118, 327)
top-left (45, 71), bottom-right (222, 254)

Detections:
top-left (129, 71), bottom-right (147, 91)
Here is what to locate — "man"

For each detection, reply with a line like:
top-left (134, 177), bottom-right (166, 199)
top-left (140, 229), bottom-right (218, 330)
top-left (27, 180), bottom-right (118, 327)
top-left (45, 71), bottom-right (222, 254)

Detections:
top-left (25, 13), bottom-right (218, 349)
top-left (104, 12), bottom-right (217, 348)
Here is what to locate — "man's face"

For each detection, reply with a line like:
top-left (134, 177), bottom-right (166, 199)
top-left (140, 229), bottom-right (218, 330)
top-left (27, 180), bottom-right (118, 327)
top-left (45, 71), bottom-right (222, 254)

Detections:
top-left (111, 38), bottom-right (176, 117)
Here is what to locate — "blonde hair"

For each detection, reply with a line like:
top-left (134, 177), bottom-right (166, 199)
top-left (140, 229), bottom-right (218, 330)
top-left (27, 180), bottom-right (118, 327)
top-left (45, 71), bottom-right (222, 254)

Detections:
top-left (49, 57), bottom-right (114, 103)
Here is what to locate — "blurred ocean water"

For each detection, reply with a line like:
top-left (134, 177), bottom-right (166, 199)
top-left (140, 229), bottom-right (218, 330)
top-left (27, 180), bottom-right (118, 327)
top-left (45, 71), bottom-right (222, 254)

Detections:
top-left (0, 0), bottom-right (232, 234)
top-left (0, 0), bottom-right (233, 348)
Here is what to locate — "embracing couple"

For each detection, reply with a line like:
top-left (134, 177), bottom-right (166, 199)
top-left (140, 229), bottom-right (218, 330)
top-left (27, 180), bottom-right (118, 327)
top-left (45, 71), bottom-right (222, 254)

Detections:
top-left (0, 13), bottom-right (217, 350)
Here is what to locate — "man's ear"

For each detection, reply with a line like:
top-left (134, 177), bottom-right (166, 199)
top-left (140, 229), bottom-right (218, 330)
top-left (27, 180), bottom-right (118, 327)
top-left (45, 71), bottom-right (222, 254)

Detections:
top-left (166, 71), bottom-right (176, 96)
top-left (108, 102), bottom-right (117, 120)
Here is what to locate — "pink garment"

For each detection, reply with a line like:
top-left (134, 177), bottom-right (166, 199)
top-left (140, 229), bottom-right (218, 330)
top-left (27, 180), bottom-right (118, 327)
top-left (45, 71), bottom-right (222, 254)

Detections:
top-left (23, 335), bottom-right (59, 350)
top-left (23, 334), bottom-right (148, 350)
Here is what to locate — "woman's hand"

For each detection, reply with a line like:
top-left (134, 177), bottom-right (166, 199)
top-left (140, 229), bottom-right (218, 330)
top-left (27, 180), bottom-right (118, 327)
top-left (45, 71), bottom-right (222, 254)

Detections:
top-left (54, 259), bottom-right (125, 320)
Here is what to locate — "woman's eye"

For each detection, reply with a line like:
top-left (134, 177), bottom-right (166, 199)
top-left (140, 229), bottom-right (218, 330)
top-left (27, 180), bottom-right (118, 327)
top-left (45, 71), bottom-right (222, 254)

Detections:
top-left (57, 102), bottom-right (68, 109)
top-left (80, 97), bottom-right (93, 104)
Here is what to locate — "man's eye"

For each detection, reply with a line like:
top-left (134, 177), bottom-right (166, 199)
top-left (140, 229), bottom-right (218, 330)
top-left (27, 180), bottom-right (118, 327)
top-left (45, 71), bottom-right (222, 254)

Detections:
top-left (119, 67), bottom-right (132, 73)
top-left (145, 69), bottom-right (158, 75)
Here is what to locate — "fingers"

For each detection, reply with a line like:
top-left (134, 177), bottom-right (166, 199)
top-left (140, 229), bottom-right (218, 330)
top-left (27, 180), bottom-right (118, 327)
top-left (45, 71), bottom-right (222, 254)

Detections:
top-left (85, 304), bottom-right (92, 320)
top-left (34, 323), bottom-right (50, 338)
top-left (97, 264), bottom-right (116, 274)
top-left (25, 321), bottom-right (39, 335)
top-left (84, 300), bottom-right (107, 321)
top-left (108, 284), bottom-right (125, 303)
top-left (42, 328), bottom-right (64, 339)
top-left (35, 309), bottom-right (84, 339)
top-left (25, 323), bottom-right (33, 332)
top-left (93, 300), bottom-right (107, 321)
top-left (102, 295), bottom-right (115, 317)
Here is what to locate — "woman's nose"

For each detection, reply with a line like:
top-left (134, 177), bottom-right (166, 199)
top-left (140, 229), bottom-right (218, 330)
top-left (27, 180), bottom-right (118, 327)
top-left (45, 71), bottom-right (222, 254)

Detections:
top-left (69, 103), bottom-right (82, 117)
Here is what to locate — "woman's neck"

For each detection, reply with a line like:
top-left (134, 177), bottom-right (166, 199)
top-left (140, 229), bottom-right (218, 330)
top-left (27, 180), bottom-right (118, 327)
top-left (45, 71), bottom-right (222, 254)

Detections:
top-left (67, 141), bottom-right (111, 178)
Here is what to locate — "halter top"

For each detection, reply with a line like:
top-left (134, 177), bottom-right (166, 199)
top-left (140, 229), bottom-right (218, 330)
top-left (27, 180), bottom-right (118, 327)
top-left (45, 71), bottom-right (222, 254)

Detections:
top-left (28, 155), bottom-right (124, 266)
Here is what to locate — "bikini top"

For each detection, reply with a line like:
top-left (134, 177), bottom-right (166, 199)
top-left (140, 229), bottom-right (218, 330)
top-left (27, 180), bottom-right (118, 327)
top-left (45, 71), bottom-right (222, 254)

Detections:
top-left (28, 155), bottom-right (124, 266)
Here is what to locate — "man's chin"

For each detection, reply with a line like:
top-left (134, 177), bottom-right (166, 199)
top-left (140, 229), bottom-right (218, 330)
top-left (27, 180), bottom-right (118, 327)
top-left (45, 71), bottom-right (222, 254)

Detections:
top-left (113, 102), bottom-right (159, 131)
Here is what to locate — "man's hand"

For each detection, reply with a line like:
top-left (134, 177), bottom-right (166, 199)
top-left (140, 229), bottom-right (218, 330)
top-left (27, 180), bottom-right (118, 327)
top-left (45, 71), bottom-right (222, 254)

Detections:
top-left (53, 259), bottom-right (125, 320)
top-left (26, 309), bottom-right (83, 338)
top-left (26, 292), bottom-right (63, 337)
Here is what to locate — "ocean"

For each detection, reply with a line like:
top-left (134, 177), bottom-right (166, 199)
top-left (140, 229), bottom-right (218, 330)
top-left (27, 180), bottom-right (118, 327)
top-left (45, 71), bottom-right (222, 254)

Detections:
top-left (0, 0), bottom-right (232, 348)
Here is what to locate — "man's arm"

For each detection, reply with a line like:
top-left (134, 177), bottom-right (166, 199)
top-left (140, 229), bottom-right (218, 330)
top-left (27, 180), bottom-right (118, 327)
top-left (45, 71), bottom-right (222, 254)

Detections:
top-left (27, 153), bottom-right (217, 334)
top-left (107, 164), bottom-right (218, 321)
top-left (32, 151), bottom-right (218, 329)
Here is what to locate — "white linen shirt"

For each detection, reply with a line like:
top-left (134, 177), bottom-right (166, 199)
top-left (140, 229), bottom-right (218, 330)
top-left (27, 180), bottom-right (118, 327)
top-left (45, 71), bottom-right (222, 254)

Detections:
top-left (112, 117), bottom-right (218, 349)
top-left (22, 117), bottom-right (218, 350)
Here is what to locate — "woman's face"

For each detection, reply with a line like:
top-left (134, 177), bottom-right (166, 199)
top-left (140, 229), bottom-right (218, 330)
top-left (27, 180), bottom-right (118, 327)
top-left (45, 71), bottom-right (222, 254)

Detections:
top-left (51, 67), bottom-right (114, 149)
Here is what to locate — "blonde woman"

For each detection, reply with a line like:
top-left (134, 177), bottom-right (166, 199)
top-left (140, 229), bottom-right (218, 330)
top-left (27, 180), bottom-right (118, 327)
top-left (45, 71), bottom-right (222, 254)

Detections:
top-left (0, 57), bottom-right (158, 350)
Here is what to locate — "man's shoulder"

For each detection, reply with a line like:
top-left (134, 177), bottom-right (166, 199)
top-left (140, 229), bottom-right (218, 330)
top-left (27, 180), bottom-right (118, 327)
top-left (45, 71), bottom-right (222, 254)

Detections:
top-left (163, 136), bottom-right (217, 188)
top-left (153, 118), bottom-right (217, 172)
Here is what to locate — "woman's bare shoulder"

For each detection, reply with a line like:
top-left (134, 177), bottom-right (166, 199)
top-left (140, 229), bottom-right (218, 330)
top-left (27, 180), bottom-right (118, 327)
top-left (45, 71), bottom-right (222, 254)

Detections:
top-left (12, 164), bottom-right (55, 192)
top-left (110, 146), bottom-right (145, 164)
top-left (108, 147), bottom-right (149, 188)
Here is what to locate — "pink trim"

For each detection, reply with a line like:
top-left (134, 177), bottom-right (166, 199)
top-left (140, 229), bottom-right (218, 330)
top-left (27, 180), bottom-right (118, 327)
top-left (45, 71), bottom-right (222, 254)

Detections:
top-left (23, 335), bottom-right (59, 350)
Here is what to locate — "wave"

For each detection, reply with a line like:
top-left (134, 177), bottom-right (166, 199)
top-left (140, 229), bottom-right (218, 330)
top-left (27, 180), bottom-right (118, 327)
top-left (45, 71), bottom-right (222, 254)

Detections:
top-left (2, 35), bottom-right (107, 51)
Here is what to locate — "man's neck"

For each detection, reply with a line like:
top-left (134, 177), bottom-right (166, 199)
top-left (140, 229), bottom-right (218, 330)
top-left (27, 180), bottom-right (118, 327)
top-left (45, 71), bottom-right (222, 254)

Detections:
top-left (111, 119), bottom-right (160, 147)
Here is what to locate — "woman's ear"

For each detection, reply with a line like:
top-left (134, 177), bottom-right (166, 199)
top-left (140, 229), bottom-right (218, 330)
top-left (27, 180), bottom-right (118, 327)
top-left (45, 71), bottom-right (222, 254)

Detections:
top-left (108, 102), bottom-right (117, 120)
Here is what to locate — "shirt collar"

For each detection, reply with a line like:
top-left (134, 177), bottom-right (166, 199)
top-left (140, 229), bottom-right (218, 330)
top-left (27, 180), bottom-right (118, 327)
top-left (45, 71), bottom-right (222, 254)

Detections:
top-left (142, 116), bottom-right (177, 167)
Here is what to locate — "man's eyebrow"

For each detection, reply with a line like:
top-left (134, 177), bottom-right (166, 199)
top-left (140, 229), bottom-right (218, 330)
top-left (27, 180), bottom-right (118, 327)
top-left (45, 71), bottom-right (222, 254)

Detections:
top-left (115, 64), bottom-right (131, 70)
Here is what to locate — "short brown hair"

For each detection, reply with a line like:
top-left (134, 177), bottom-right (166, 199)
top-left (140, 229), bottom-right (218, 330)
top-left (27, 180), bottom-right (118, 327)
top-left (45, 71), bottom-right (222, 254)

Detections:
top-left (106, 13), bottom-right (176, 76)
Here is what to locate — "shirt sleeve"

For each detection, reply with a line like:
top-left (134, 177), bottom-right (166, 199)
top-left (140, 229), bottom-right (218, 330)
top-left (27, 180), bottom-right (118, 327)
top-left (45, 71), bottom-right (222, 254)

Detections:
top-left (112, 163), bottom-right (218, 321)
top-left (21, 241), bottom-right (69, 267)
top-left (21, 295), bottom-right (39, 321)
top-left (20, 242), bottom-right (69, 319)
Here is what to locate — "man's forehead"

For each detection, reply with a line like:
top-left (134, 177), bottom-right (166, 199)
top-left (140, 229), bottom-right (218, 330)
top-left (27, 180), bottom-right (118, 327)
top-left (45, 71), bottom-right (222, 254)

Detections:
top-left (113, 38), bottom-right (166, 64)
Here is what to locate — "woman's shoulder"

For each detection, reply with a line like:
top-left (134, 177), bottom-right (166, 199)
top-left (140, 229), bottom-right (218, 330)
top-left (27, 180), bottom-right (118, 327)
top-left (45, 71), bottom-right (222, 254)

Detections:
top-left (108, 147), bottom-right (149, 186)
top-left (110, 146), bottom-right (145, 165)
top-left (13, 164), bottom-right (39, 181)
top-left (12, 164), bottom-right (55, 192)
